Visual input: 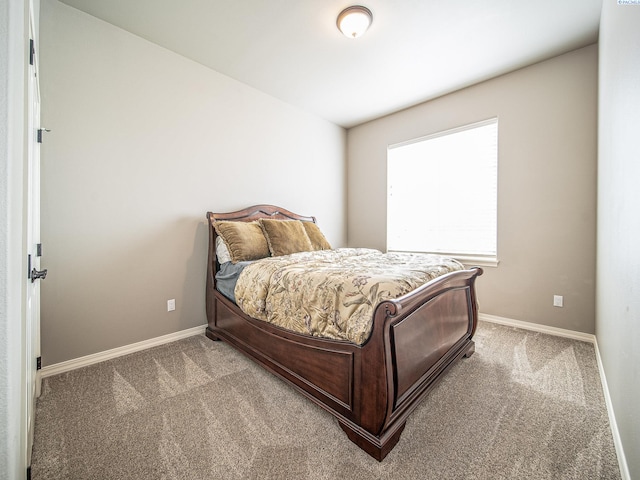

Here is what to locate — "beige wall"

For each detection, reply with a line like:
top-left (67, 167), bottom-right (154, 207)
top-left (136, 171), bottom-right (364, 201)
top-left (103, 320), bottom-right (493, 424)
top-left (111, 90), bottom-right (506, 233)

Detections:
top-left (597, 1), bottom-right (640, 478)
top-left (348, 45), bottom-right (598, 333)
top-left (39, 0), bottom-right (346, 365)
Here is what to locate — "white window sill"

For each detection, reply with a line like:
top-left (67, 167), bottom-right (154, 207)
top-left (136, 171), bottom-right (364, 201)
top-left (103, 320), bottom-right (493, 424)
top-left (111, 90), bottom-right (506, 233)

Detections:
top-left (387, 250), bottom-right (499, 268)
top-left (456, 255), bottom-right (499, 268)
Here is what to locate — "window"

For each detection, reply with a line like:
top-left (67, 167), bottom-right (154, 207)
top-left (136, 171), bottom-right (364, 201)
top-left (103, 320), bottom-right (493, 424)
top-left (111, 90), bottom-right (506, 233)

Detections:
top-left (387, 118), bottom-right (498, 266)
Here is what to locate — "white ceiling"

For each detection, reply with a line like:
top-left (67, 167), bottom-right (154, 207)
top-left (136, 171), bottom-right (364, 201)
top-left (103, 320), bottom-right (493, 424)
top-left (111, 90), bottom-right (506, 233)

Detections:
top-left (58, 0), bottom-right (602, 128)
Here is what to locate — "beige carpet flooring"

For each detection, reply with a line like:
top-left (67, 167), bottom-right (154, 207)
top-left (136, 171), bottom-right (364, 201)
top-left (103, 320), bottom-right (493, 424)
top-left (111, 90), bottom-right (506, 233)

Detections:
top-left (30, 322), bottom-right (621, 479)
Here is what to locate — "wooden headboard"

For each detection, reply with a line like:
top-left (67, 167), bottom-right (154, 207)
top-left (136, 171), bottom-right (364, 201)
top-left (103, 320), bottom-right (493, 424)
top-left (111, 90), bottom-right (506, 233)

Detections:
top-left (207, 204), bottom-right (316, 224)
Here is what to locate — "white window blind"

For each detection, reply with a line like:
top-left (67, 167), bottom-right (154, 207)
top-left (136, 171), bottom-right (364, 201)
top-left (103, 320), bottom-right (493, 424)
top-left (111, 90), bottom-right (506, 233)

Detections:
top-left (387, 118), bottom-right (498, 264)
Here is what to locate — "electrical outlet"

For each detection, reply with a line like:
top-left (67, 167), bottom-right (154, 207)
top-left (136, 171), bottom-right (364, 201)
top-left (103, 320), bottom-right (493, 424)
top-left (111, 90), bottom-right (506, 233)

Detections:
top-left (167, 299), bottom-right (176, 312)
top-left (553, 295), bottom-right (563, 307)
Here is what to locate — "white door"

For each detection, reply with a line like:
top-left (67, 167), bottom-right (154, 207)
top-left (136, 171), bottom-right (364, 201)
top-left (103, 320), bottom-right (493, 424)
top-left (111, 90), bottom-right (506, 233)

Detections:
top-left (26, 13), bottom-right (45, 467)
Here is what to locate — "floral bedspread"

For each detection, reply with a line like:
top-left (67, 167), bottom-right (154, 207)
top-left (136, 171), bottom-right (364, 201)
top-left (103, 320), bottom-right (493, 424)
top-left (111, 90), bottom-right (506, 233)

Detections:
top-left (234, 248), bottom-right (464, 345)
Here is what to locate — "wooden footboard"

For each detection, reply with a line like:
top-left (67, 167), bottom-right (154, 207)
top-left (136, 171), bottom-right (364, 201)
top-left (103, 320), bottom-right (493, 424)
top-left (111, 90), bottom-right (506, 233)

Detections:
top-left (340, 267), bottom-right (481, 460)
top-left (205, 205), bottom-right (482, 461)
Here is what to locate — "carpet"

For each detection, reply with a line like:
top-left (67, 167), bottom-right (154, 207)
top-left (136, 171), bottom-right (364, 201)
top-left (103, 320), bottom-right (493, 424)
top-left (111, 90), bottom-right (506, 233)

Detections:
top-left (30, 322), bottom-right (621, 479)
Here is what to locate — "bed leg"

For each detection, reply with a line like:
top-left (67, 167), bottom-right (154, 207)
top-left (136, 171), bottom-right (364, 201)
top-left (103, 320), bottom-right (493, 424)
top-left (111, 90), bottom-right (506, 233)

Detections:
top-left (205, 327), bottom-right (221, 341)
top-left (463, 340), bottom-right (475, 358)
top-left (338, 420), bottom-right (406, 462)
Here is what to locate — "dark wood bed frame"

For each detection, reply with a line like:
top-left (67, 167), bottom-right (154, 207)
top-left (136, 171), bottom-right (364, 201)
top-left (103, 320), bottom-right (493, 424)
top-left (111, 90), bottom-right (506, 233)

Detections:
top-left (205, 205), bottom-right (483, 461)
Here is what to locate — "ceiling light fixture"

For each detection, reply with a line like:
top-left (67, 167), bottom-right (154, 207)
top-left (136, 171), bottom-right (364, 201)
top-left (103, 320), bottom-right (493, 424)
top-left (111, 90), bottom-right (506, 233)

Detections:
top-left (337, 6), bottom-right (373, 39)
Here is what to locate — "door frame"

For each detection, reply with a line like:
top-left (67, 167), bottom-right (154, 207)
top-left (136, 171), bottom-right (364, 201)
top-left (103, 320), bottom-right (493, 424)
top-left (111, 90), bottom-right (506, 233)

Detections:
top-left (25, 0), bottom-right (42, 469)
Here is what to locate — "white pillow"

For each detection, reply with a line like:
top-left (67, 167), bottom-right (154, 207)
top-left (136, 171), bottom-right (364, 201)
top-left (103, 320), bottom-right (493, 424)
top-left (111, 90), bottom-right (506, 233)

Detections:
top-left (216, 235), bottom-right (232, 264)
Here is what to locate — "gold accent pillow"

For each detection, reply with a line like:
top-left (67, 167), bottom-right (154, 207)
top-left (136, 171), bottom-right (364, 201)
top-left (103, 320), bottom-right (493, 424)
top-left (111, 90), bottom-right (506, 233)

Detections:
top-left (213, 221), bottom-right (270, 263)
top-left (259, 219), bottom-right (313, 257)
top-left (303, 222), bottom-right (332, 250)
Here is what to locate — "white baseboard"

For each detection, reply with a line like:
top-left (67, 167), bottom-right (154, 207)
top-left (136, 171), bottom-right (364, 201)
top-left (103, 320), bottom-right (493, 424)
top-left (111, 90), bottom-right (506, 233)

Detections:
top-left (478, 313), bottom-right (595, 343)
top-left (40, 325), bottom-right (207, 379)
top-left (479, 312), bottom-right (629, 480)
top-left (593, 337), bottom-right (631, 480)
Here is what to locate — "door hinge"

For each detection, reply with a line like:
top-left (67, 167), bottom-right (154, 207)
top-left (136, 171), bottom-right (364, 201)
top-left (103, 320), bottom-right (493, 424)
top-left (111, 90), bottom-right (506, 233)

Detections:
top-left (37, 128), bottom-right (50, 143)
top-left (29, 39), bottom-right (34, 66)
top-left (27, 466), bottom-right (32, 480)
top-left (36, 357), bottom-right (42, 371)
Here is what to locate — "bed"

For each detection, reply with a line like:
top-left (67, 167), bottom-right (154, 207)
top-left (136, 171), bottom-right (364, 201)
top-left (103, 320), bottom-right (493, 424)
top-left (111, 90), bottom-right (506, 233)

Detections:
top-left (205, 204), bottom-right (483, 461)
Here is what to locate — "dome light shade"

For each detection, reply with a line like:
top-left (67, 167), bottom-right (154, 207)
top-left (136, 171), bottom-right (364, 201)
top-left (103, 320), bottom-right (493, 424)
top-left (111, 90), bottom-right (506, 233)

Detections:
top-left (337, 6), bottom-right (373, 38)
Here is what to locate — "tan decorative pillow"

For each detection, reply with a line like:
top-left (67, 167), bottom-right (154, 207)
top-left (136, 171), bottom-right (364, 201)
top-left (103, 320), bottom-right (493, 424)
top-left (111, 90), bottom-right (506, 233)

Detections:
top-left (259, 219), bottom-right (313, 257)
top-left (213, 221), bottom-right (270, 263)
top-left (303, 222), bottom-right (332, 250)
